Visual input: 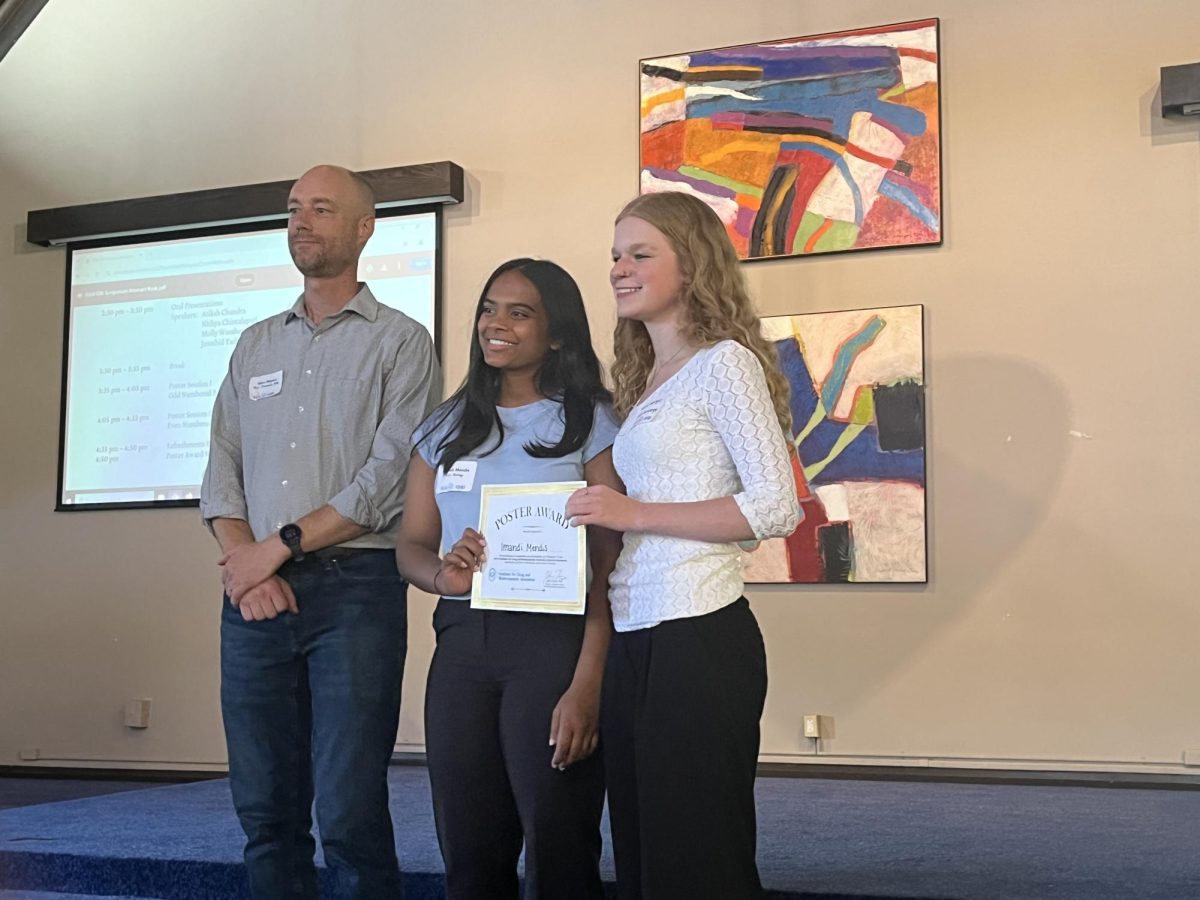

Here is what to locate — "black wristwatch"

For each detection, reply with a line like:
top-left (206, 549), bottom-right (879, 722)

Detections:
top-left (279, 523), bottom-right (305, 563)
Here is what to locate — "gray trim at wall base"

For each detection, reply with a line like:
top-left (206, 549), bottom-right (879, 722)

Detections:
top-left (6, 757), bottom-right (1199, 791)
top-left (0, 765), bottom-right (221, 783)
top-left (754, 762), bottom-right (1200, 791)
top-left (391, 751), bottom-right (431, 767)
top-left (25, 161), bottom-right (465, 246)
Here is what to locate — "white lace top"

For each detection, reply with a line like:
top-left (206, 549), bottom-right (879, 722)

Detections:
top-left (609, 340), bottom-right (802, 631)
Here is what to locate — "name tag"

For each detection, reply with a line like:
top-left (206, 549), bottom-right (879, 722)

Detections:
top-left (435, 460), bottom-right (477, 493)
top-left (248, 370), bottom-right (283, 401)
top-left (629, 397), bottom-right (663, 428)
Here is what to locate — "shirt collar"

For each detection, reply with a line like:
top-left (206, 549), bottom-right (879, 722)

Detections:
top-left (285, 283), bottom-right (380, 325)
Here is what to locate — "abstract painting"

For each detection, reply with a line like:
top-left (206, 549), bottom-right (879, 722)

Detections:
top-left (640, 19), bottom-right (941, 260)
top-left (746, 305), bottom-right (926, 583)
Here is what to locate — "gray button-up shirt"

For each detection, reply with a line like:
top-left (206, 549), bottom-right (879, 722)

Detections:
top-left (200, 284), bottom-right (440, 550)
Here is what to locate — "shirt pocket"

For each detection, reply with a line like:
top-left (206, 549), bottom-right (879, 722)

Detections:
top-left (316, 376), bottom-right (377, 449)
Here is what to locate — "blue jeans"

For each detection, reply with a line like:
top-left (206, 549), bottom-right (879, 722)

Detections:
top-left (220, 550), bottom-right (408, 900)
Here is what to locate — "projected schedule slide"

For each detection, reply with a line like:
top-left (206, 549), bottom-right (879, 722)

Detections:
top-left (61, 215), bottom-right (436, 507)
top-left (65, 288), bottom-right (286, 503)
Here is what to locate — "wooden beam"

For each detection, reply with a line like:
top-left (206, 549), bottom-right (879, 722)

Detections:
top-left (26, 161), bottom-right (464, 246)
top-left (0, 0), bottom-right (51, 64)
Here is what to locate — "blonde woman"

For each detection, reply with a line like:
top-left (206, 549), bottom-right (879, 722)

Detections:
top-left (566, 192), bottom-right (801, 899)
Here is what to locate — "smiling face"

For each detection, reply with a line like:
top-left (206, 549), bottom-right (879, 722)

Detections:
top-left (610, 215), bottom-right (686, 327)
top-left (476, 269), bottom-right (556, 378)
top-left (286, 166), bottom-right (374, 278)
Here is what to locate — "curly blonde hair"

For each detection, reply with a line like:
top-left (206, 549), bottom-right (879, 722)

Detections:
top-left (611, 191), bottom-right (793, 436)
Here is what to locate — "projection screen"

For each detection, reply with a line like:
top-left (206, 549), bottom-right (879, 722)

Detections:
top-left (58, 210), bottom-right (439, 510)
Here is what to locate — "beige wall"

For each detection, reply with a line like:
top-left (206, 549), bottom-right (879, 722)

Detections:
top-left (1, 0), bottom-right (1198, 774)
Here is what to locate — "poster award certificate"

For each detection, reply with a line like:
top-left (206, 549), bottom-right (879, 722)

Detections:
top-left (471, 481), bottom-right (587, 614)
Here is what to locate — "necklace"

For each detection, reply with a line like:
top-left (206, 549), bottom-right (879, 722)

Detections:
top-left (648, 341), bottom-right (695, 384)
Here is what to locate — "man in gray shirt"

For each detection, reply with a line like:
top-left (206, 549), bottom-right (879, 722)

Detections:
top-left (200, 164), bottom-right (440, 899)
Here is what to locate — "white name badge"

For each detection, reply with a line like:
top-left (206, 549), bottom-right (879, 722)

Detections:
top-left (629, 397), bottom-right (664, 428)
top-left (248, 370), bottom-right (284, 401)
top-left (435, 460), bottom-right (477, 493)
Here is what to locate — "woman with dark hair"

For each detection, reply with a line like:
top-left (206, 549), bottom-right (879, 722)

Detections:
top-left (395, 258), bottom-right (621, 900)
top-left (566, 193), bottom-right (802, 899)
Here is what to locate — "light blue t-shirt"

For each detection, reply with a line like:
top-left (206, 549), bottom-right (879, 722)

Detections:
top-left (413, 397), bottom-right (620, 599)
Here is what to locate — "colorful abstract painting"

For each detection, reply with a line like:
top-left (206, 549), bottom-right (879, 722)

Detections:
top-left (746, 305), bottom-right (926, 583)
top-left (640, 19), bottom-right (941, 260)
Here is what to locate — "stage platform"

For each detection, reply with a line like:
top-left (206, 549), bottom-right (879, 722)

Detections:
top-left (2, 766), bottom-right (1199, 899)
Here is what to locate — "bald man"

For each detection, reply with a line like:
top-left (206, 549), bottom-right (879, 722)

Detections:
top-left (201, 165), bottom-right (440, 899)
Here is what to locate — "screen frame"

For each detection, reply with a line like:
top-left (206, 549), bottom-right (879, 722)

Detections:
top-left (55, 205), bottom-right (443, 512)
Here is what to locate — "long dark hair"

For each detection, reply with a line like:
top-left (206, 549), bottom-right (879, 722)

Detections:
top-left (421, 258), bottom-right (611, 472)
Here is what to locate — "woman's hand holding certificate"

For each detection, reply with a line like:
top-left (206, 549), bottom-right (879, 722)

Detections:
top-left (435, 527), bottom-right (487, 597)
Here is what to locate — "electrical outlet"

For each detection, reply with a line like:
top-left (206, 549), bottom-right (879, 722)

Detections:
top-left (803, 714), bottom-right (834, 739)
top-left (1184, 749), bottom-right (1200, 767)
top-left (124, 698), bottom-right (152, 729)
top-left (18, 747), bottom-right (39, 761)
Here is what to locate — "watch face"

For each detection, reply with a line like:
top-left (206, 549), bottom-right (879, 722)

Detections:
top-left (280, 524), bottom-right (301, 546)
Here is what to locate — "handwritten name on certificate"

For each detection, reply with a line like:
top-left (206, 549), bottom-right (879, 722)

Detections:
top-left (471, 481), bottom-right (587, 615)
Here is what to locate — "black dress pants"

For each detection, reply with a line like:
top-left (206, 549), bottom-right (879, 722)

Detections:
top-left (602, 597), bottom-right (767, 900)
top-left (424, 599), bottom-right (605, 900)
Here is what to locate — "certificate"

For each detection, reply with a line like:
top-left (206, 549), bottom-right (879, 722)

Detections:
top-left (471, 481), bottom-right (587, 614)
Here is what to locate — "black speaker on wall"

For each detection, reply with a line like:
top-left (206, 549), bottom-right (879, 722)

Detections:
top-left (1161, 62), bottom-right (1200, 119)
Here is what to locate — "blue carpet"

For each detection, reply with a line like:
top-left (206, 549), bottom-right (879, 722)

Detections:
top-left (1, 768), bottom-right (1198, 899)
